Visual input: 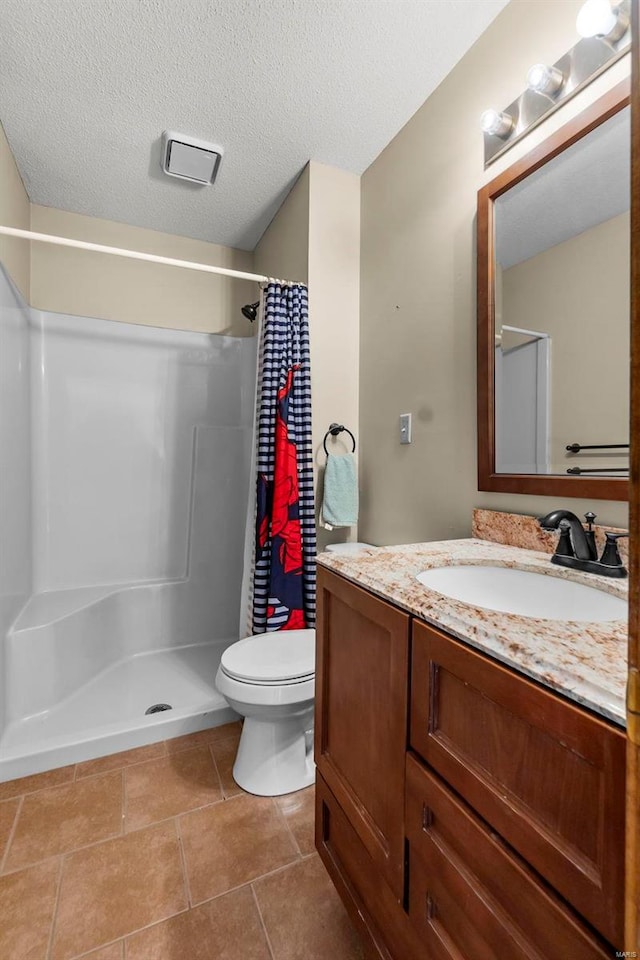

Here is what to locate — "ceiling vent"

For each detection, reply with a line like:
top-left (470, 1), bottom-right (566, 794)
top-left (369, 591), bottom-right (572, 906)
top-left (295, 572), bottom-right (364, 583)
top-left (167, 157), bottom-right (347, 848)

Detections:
top-left (161, 131), bottom-right (223, 185)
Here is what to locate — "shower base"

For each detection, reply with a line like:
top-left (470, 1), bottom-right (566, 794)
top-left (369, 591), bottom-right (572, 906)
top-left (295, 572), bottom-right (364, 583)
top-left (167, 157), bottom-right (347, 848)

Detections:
top-left (0, 641), bottom-right (236, 782)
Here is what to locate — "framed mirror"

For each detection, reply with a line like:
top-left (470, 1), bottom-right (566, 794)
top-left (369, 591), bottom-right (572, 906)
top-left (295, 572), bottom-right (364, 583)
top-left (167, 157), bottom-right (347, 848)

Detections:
top-left (477, 80), bottom-right (630, 501)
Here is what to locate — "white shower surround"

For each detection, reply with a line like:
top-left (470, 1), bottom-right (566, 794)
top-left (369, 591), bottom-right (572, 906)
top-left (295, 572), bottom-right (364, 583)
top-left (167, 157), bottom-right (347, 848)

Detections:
top-left (0, 266), bottom-right (256, 781)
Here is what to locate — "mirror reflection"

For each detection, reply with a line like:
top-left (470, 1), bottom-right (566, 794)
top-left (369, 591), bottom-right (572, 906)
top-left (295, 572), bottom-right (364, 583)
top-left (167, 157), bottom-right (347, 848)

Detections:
top-left (494, 106), bottom-right (630, 477)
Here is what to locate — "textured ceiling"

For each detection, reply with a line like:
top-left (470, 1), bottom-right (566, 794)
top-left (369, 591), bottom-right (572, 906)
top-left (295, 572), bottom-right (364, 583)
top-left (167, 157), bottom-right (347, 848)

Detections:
top-left (0, 0), bottom-right (508, 250)
top-left (496, 107), bottom-right (630, 269)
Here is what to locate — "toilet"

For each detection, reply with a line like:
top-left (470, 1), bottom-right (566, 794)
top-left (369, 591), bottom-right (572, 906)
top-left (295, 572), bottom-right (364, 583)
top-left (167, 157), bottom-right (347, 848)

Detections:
top-left (215, 628), bottom-right (316, 796)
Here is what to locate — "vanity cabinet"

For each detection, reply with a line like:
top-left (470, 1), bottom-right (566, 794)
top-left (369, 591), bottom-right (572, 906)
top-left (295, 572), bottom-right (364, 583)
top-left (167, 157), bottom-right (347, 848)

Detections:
top-left (411, 620), bottom-right (626, 947)
top-left (315, 566), bottom-right (625, 959)
top-left (405, 757), bottom-right (613, 960)
top-left (315, 567), bottom-right (410, 900)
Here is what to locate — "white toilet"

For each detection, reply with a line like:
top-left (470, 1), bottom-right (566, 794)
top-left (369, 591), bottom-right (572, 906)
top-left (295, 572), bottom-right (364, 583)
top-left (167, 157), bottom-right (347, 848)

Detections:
top-left (215, 628), bottom-right (316, 797)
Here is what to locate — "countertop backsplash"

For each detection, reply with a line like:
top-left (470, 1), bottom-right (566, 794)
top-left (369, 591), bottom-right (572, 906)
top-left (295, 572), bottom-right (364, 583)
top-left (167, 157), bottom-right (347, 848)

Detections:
top-left (472, 508), bottom-right (629, 566)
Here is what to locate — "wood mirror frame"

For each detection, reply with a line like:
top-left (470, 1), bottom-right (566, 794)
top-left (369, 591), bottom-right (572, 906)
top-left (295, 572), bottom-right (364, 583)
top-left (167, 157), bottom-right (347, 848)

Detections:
top-left (477, 79), bottom-right (631, 502)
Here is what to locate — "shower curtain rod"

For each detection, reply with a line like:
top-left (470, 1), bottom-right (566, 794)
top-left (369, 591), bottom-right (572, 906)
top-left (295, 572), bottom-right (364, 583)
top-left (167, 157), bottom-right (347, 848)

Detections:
top-left (0, 225), bottom-right (290, 284)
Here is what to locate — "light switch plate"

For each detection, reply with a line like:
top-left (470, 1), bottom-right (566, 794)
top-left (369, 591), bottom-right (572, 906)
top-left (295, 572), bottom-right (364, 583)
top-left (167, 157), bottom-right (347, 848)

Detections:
top-left (400, 413), bottom-right (412, 444)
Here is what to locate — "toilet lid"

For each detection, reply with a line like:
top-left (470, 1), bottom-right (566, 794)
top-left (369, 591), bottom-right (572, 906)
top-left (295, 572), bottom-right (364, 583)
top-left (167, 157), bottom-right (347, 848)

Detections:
top-left (220, 629), bottom-right (315, 683)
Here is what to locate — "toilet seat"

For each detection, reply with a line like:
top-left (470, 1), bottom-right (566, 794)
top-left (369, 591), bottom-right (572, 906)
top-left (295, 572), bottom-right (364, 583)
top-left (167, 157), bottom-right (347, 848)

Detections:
top-left (220, 628), bottom-right (315, 685)
top-left (219, 668), bottom-right (313, 686)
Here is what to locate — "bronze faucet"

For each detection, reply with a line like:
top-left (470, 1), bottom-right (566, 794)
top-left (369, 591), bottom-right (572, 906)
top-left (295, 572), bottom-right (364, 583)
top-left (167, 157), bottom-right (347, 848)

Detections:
top-left (538, 510), bottom-right (627, 579)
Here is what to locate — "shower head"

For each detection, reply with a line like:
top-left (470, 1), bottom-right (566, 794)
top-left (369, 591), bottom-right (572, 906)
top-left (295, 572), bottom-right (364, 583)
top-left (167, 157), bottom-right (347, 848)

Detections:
top-left (242, 301), bottom-right (259, 323)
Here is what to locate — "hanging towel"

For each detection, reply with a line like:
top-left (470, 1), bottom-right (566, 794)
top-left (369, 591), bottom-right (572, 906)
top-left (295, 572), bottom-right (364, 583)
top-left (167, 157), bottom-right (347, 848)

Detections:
top-left (321, 454), bottom-right (359, 530)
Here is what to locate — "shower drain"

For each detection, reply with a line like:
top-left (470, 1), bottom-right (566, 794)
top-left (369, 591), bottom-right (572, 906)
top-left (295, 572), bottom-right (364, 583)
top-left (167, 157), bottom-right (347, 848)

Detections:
top-left (145, 703), bottom-right (172, 715)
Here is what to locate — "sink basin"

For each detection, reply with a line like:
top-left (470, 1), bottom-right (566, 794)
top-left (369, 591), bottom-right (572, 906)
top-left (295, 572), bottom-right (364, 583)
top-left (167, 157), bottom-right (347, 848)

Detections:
top-left (416, 565), bottom-right (627, 622)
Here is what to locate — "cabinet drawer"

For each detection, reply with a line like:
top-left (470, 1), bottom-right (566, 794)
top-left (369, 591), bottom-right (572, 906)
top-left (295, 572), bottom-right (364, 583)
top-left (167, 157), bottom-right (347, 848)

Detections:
top-left (410, 620), bottom-right (625, 946)
top-left (316, 773), bottom-right (425, 960)
top-left (406, 754), bottom-right (613, 960)
top-left (316, 566), bottom-right (410, 900)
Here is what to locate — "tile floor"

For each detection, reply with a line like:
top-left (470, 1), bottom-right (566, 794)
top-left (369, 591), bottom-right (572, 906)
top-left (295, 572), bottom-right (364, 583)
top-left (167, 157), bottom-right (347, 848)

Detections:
top-left (0, 723), bottom-right (364, 960)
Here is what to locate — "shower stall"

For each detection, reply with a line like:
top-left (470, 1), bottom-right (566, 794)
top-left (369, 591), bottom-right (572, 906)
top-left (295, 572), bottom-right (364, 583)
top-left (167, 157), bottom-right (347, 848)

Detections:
top-left (0, 259), bottom-right (257, 781)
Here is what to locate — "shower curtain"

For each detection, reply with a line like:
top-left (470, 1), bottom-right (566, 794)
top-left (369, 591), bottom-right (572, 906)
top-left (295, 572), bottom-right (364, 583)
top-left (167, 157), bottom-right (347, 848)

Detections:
top-left (250, 282), bottom-right (316, 633)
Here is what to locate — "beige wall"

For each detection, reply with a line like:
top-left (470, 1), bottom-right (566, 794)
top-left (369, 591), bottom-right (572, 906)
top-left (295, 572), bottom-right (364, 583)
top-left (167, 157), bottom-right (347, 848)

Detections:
top-left (359, 0), bottom-right (630, 545)
top-left (255, 162), bottom-right (360, 548)
top-left (308, 162), bottom-right (360, 549)
top-left (502, 212), bottom-right (629, 474)
top-left (30, 205), bottom-right (257, 336)
top-left (254, 167), bottom-right (310, 284)
top-left (0, 121), bottom-right (30, 301)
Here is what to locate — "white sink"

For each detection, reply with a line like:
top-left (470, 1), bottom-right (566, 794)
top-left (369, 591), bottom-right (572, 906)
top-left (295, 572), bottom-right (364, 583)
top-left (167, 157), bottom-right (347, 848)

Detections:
top-left (416, 565), bottom-right (627, 622)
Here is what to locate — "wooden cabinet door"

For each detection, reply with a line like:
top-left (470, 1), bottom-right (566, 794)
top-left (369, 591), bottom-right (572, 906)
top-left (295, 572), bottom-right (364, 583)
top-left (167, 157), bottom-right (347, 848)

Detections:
top-left (410, 619), bottom-right (626, 947)
top-left (316, 773), bottom-right (426, 960)
top-left (315, 566), bottom-right (410, 900)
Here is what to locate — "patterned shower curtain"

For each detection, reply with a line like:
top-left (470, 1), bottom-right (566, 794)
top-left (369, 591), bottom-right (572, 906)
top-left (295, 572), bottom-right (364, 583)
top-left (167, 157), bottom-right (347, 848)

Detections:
top-left (252, 282), bottom-right (316, 633)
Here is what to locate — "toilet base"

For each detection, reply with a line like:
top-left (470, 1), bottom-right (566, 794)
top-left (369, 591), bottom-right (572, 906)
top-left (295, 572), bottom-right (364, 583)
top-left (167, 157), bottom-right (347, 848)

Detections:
top-left (232, 707), bottom-right (315, 796)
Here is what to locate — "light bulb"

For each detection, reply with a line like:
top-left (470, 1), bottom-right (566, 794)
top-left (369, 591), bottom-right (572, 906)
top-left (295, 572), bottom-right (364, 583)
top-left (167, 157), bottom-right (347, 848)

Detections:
top-left (480, 109), bottom-right (514, 139)
top-left (526, 63), bottom-right (565, 96)
top-left (576, 0), bottom-right (627, 40)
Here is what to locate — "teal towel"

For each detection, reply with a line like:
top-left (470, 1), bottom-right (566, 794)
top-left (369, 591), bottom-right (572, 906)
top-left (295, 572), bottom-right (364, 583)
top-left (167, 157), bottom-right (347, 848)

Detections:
top-left (322, 454), bottom-right (359, 529)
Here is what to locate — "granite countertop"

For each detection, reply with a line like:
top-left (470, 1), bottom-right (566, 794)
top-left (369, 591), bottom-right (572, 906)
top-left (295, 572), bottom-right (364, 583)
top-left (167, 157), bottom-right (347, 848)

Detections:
top-left (317, 538), bottom-right (628, 727)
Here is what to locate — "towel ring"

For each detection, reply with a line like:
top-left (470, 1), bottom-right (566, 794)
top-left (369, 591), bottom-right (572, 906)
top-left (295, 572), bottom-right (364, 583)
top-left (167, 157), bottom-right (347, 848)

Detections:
top-left (323, 422), bottom-right (356, 457)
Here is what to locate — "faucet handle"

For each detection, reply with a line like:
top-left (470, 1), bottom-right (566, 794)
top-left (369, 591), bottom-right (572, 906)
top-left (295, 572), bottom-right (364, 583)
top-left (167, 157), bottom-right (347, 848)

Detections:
top-left (600, 531), bottom-right (629, 567)
top-left (555, 519), bottom-right (574, 558)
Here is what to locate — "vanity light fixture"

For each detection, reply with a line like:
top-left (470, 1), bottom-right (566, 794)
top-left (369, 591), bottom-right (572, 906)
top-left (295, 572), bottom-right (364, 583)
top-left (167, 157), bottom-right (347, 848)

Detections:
top-left (480, 109), bottom-right (514, 139)
top-left (482, 0), bottom-right (630, 166)
top-left (526, 63), bottom-right (565, 97)
top-left (576, 0), bottom-right (628, 41)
